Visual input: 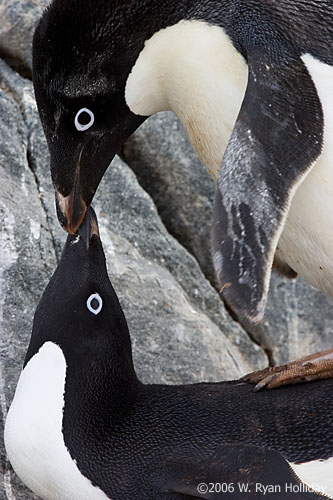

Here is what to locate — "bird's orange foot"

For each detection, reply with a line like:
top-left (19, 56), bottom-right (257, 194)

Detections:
top-left (241, 348), bottom-right (333, 391)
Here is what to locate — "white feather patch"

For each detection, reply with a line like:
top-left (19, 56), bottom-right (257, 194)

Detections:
top-left (290, 458), bottom-right (333, 498)
top-left (4, 342), bottom-right (110, 500)
top-left (125, 19), bottom-right (247, 178)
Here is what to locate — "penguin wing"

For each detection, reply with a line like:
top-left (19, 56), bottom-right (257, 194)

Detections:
top-left (212, 50), bottom-right (323, 323)
top-left (161, 444), bottom-right (324, 499)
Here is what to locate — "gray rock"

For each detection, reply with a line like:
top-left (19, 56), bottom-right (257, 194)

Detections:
top-left (94, 161), bottom-right (266, 384)
top-left (124, 112), bottom-right (333, 366)
top-left (0, 0), bottom-right (49, 74)
top-left (0, 62), bottom-right (54, 500)
top-left (246, 274), bottom-right (333, 365)
top-left (0, 58), bottom-right (65, 261)
top-left (122, 112), bottom-right (217, 287)
top-left (0, 60), bottom-right (266, 498)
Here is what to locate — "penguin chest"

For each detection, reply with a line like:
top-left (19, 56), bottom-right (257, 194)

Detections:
top-left (4, 342), bottom-right (110, 500)
top-left (278, 54), bottom-right (333, 295)
top-left (126, 20), bottom-right (248, 178)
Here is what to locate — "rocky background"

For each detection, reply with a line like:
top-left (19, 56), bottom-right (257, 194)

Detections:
top-left (0, 1), bottom-right (332, 499)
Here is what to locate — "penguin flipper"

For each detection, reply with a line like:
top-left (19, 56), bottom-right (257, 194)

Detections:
top-left (212, 50), bottom-right (323, 323)
top-left (161, 444), bottom-right (323, 499)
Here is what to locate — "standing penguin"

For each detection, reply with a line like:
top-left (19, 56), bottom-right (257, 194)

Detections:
top-left (32, 0), bottom-right (333, 384)
top-left (4, 208), bottom-right (333, 500)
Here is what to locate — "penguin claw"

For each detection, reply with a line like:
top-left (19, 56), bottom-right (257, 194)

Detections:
top-left (241, 348), bottom-right (333, 391)
top-left (240, 368), bottom-right (287, 391)
top-left (253, 373), bottom-right (287, 392)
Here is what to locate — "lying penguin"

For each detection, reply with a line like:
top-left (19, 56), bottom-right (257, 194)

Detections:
top-left (4, 208), bottom-right (333, 499)
top-left (32, 0), bottom-right (333, 386)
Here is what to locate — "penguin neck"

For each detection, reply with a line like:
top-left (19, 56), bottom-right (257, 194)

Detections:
top-left (125, 19), bottom-right (248, 178)
top-left (64, 336), bottom-right (139, 418)
top-left (25, 304), bottom-right (139, 411)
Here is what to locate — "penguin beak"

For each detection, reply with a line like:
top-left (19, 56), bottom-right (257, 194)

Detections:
top-left (56, 189), bottom-right (87, 235)
top-left (55, 157), bottom-right (87, 235)
top-left (78, 206), bottom-right (100, 249)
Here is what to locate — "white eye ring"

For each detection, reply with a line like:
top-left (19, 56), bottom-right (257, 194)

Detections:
top-left (86, 293), bottom-right (103, 315)
top-left (75, 108), bottom-right (94, 131)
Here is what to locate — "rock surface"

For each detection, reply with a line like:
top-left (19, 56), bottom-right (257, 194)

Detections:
top-left (124, 113), bottom-right (333, 365)
top-left (0, 0), bottom-right (49, 76)
top-left (0, 46), bottom-right (265, 500)
top-left (0, 2), bottom-right (332, 499)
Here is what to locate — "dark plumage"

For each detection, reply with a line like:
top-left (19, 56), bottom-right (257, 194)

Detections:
top-left (4, 209), bottom-right (333, 499)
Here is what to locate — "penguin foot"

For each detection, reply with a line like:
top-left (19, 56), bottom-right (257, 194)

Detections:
top-left (241, 348), bottom-right (333, 391)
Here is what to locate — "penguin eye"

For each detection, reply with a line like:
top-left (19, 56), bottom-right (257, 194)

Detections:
top-left (86, 293), bottom-right (103, 315)
top-left (75, 108), bottom-right (94, 131)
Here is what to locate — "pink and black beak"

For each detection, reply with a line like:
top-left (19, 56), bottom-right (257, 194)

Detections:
top-left (55, 152), bottom-right (88, 235)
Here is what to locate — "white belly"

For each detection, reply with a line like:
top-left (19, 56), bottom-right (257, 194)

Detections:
top-left (4, 342), bottom-right (110, 500)
top-left (290, 458), bottom-right (333, 498)
top-left (277, 54), bottom-right (333, 295)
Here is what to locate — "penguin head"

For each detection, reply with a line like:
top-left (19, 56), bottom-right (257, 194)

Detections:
top-left (26, 207), bottom-right (134, 372)
top-left (32, 0), bottom-right (149, 234)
